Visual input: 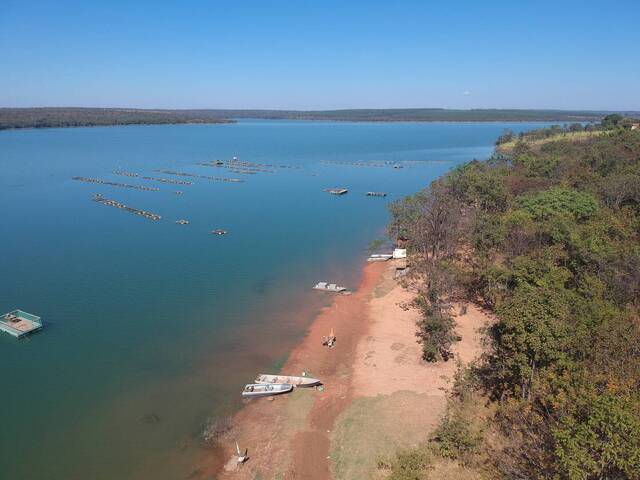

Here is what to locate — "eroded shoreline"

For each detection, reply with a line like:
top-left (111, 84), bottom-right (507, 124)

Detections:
top-left (196, 260), bottom-right (491, 479)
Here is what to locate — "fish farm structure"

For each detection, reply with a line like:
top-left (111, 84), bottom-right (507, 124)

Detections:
top-left (1, 310), bottom-right (43, 338)
top-left (92, 194), bottom-right (162, 221)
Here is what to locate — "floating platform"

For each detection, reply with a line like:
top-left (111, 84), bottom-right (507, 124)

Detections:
top-left (1, 310), bottom-right (42, 338)
top-left (324, 188), bottom-right (348, 195)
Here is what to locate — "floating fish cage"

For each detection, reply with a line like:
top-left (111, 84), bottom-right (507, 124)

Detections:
top-left (0, 310), bottom-right (43, 338)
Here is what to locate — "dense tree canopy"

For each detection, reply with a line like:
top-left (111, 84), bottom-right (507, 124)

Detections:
top-left (389, 121), bottom-right (640, 479)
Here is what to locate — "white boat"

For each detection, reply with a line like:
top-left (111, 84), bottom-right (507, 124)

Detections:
top-left (241, 383), bottom-right (293, 398)
top-left (313, 282), bottom-right (347, 293)
top-left (255, 374), bottom-right (322, 388)
top-left (367, 253), bottom-right (393, 262)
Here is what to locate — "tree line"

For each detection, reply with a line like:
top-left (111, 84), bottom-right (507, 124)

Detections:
top-left (387, 118), bottom-right (640, 479)
top-left (0, 107), bottom-right (621, 130)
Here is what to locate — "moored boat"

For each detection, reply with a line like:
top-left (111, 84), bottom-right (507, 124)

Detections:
top-left (241, 383), bottom-right (293, 398)
top-left (254, 374), bottom-right (322, 388)
top-left (313, 282), bottom-right (347, 293)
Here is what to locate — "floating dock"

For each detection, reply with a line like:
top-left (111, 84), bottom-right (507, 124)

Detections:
top-left (1, 310), bottom-right (43, 338)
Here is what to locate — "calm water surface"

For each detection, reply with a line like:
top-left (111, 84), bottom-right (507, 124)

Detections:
top-left (0, 120), bottom-right (547, 479)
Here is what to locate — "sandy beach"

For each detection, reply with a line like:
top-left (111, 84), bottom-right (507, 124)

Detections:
top-left (199, 260), bottom-right (492, 480)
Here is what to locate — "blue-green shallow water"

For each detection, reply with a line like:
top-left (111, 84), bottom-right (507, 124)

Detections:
top-left (0, 120), bottom-right (548, 479)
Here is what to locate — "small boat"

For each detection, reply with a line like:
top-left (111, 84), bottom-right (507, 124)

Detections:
top-left (366, 191), bottom-right (387, 197)
top-left (323, 188), bottom-right (348, 195)
top-left (241, 383), bottom-right (293, 398)
top-left (367, 253), bottom-right (393, 262)
top-left (211, 229), bottom-right (228, 235)
top-left (313, 282), bottom-right (347, 293)
top-left (175, 219), bottom-right (189, 225)
top-left (255, 374), bottom-right (321, 388)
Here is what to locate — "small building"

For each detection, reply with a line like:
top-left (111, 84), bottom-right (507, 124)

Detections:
top-left (392, 248), bottom-right (407, 259)
top-left (1, 310), bottom-right (43, 338)
top-left (631, 124), bottom-right (639, 130)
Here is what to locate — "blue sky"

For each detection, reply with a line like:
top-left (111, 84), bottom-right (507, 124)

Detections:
top-left (1, 0), bottom-right (639, 110)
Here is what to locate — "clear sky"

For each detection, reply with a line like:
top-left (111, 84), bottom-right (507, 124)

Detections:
top-left (1, 0), bottom-right (639, 110)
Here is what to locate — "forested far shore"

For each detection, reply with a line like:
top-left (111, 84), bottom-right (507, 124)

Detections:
top-left (386, 117), bottom-right (640, 478)
top-left (1, 107), bottom-right (636, 130)
top-left (0, 108), bottom-right (235, 130)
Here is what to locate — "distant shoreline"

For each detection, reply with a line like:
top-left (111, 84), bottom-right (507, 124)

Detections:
top-left (1, 107), bottom-right (629, 131)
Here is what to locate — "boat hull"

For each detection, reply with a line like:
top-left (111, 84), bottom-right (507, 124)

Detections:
top-left (255, 374), bottom-right (322, 388)
top-left (242, 383), bottom-right (293, 398)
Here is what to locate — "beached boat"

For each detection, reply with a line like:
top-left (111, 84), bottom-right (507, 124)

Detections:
top-left (313, 282), bottom-right (347, 293)
top-left (367, 253), bottom-right (393, 262)
top-left (254, 374), bottom-right (322, 388)
top-left (241, 383), bottom-right (293, 398)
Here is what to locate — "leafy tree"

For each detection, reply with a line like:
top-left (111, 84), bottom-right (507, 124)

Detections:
top-left (413, 285), bottom-right (460, 362)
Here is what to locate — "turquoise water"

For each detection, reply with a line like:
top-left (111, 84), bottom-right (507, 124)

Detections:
top-left (0, 120), bottom-right (546, 479)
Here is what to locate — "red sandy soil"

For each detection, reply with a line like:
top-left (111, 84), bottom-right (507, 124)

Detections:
top-left (197, 261), bottom-right (387, 479)
top-left (196, 261), bottom-right (493, 480)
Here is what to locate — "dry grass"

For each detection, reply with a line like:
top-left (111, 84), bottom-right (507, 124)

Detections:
top-left (497, 130), bottom-right (605, 152)
top-left (330, 391), bottom-right (446, 480)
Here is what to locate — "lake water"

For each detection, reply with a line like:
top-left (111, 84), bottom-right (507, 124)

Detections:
top-left (0, 120), bottom-right (546, 479)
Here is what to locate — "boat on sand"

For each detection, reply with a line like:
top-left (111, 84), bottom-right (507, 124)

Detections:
top-left (241, 383), bottom-right (293, 398)
top-left (255, 374), bottom-right (321, 388)
top-left (313, 282), bottom-right (348, 293)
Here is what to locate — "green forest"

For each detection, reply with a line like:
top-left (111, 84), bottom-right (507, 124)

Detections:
top-left (0, 107), bottom-right (621, 130)
top-left (387, 119), bottom-right (640, 479)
